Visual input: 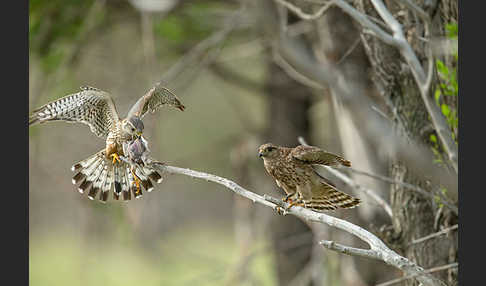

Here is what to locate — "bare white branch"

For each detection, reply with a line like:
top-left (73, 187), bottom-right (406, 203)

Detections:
top-left (147, 161), bottom-right (446, 286)
top-left (392, 0), bottom-right (430, 22)
top-left (332, 0), bottom-right (396, 45)
top-left (320, 240), bottom-right (380, 259)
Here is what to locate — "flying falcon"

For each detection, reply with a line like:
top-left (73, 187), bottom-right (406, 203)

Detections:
top-left (29, 83), bottom-right (185, 202)
top-left (258, 143), bottom-right (360, 212)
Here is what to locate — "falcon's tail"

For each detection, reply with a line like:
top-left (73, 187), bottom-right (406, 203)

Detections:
top-left (304, 184), bottom-right (361, 212)
top-left (71, 151), bottom-right (164, 202)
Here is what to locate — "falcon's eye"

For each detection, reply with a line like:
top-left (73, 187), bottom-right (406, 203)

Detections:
top-left (266, 147), bottom-right (276, 152)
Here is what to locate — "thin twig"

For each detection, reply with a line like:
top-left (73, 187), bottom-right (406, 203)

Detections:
top-left (320, 240), bottom-right (379, 259)
top-left (409, 224), bottom-right (458, 246)
top-left (375, 262), bottom-right (458, 286)
top-left (392, 0), bottom-right (430, 23)
top-left (272, 50), bottom-right (325, 90)
top-left (336, 37), bottom-right (362, 65)
top-left (338, 166), bottom-right (458, 215)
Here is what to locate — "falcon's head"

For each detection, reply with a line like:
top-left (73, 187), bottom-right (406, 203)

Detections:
top-left (258, 143), bottom-right (279, 159)
top-left (123, 116), bottom-right (144, 137)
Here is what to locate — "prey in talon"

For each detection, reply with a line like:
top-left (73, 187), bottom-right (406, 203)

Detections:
top-left (119, 135), bottom-right (163, 198)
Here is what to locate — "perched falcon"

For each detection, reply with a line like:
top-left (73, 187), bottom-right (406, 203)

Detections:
top-left (258, 143), bottom-right (360, 212)
top-left (29, 83), bottom-right (185, 202)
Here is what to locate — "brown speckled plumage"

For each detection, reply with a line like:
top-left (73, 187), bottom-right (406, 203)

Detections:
top-left (258, 143), bottom-right (360, 211)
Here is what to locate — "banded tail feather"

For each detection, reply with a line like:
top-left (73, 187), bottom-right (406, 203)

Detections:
top-left (303, 184), bottom-right (361, 212)
top-left (71, 151), bottom-right (165, 202)
top-left (113, 164), bottom-right (131, 201)
top-left (120, 166), bottom-right (130, 201)
top-left (113, 163), bottom-right (123, 196)
top-left (99, 161), bottom-right (113, 203)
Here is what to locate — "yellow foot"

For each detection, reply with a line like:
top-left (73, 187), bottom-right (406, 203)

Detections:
top-left (286, 199), bottom-right (304, 210)
top-left (131, 169), bottom-right (142, 196)
top-left (275, 206), bottom-right (286, 216)
top-left (282, 193), bottom-right (295, 203)
top-left (111, 153), bottom-right (121, 164)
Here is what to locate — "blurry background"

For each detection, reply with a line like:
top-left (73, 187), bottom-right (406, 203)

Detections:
top-left (29, 0), bottom-right (458, 285)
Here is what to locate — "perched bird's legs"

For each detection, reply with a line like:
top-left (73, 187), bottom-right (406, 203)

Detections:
top-left (130, 168), bottom-right (142, 196)
top-left (286, 199), bottom-right (305, 209)
top-left (111, 153), bottom-right (121, 164)
top-left (282, 192), bottom-right (296, 203)
top-left (285, 193), bottom-right (304, 210)
top-left (274, 196), bottom-right (304, 215)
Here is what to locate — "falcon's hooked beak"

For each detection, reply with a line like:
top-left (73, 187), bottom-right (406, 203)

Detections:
top-left (136, 131), bottom-right (143, 137)
top-left (258, 152), bottom-right (264, 158)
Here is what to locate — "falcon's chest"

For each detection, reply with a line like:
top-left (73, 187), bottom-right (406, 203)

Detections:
top-left (105, 123), bottom-right (135, 155)
top-left (107, 123), bottom-right (133, 142)
top-left (264, 156), bottom-right (311, 187)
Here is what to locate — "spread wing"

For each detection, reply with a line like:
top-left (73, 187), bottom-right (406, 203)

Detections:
top-left (291, 145), bottom-right (351, 167)
top-left (127, 82), bottom-right (185, 119)
top-left (29, 86), bottom-right (120, 138)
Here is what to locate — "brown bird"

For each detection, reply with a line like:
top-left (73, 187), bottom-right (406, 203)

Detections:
top-left (258, 143), bottom-right (360, 212)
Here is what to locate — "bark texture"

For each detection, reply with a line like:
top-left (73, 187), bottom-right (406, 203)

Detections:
top-left (353, 1), bottom-right (459, 285)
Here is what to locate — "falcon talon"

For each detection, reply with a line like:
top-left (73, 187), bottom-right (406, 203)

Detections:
top-left (275, 206), bottom-right (287, 216)
top-left (111, 153), bottom-right (121, 164)
top-left (131, 169), bottom-right (142, 196)
top-left (282, 193), bottom-right (295, 203)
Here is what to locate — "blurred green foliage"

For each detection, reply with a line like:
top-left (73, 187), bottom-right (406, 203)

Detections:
top-left (430, 22), bottom-right (458, 165)
top-left (30, 0), bottom-right (103, 73)
top-left (153, 2), bottom-right (223, 46)
top-left (30, 224), bottom-right (277, 286)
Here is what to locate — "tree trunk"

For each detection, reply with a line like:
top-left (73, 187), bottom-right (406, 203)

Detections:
top-left (353, 1), bottom-right (459, 285)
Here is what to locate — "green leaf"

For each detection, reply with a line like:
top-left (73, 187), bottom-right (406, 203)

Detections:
top-left (446, 23), bottom-right (458, 39)
top-left (430, 134), bottom-right (437, 143)
top-left (436, 60), bottom-right (449, 77)
top-left (435, 89), bottom-right (441, 105)
top-left (441, 104), bottom-right (450, 117)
